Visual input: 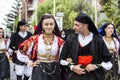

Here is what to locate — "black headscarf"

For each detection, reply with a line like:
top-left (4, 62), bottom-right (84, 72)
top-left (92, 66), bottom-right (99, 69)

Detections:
top-left (75, 12), bottom-right (98, 34)
top-left (98, 23), bottom-right (119, 40)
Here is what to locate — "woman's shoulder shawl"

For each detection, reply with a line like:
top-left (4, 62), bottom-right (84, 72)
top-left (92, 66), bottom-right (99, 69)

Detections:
top-left (57, 36), bottom-right (64, 46)
top-left (19, 35), bottom-right (39, 54)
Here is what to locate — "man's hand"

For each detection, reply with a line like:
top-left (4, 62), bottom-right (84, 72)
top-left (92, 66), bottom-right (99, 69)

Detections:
top-left (85, 64), bottom-right (97, 72)
top-left (72, 64), bottom-right (86, 75)
top-left (66, 58), bottom-right (72, 63)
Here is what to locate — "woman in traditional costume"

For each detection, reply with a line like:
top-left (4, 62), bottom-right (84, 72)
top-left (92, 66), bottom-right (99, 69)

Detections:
top-left (17, 14), bottom-right (64, 80)
top-left (98, 23), bottom-right (120, 80)
top-left (0, 28), bottom-right (10, 80)
top-left (8, 20), bottom-right (32, 80)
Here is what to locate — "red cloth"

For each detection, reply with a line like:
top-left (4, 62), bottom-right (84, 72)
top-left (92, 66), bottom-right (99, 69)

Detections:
top-left (19, 34), bottom-right (64, 60)
top-left (34, 25), bottom-right (37, 31)
top-left (77, 55), bottom-right (93, 66)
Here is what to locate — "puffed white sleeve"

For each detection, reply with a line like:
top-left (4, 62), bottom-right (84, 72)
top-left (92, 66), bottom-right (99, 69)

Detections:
top-left (17, 42), bottom-right (34, 63)
top-left (101, 61), bottom-right (113, 70)
top-left (116, 40), bottom-right (120, 55)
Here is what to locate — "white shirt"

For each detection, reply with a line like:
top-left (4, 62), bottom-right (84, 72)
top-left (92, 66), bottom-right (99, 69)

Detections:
top-left (78, 32), bottom-right (93, 47)
top-left (18, 31), bottom-right (27, 38)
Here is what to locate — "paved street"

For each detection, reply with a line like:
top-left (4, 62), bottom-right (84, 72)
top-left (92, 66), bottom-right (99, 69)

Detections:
top-left (9, 61), bottom-right (16, 80)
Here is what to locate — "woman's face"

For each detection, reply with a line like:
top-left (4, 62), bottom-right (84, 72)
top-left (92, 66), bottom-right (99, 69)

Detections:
top-left (0, 29), bottom-right (3, 38)
top-left (42, 18), bottom-right (55, 35)
top-left (105, 24), bottom-right (114, 36)
top-left (19, 24), bottom-right (27, 32)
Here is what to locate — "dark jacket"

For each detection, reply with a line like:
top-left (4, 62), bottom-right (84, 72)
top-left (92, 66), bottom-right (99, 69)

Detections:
top-left (9, 31), bottom-right (32, 64)
top-left (60, 33), bottom-right (112, 80)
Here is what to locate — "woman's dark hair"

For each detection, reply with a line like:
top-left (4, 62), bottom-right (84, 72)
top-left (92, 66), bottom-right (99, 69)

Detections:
top-left (16, 20), bottom-right (27, 33)
top-left (98, 23), bottom-right (119, 40)
top-left (102, 23), bottom-right (114, 36)
top-left (0, 27), bottom-right (4, 38)
top-left (34, 14), bottom-right (61, 37)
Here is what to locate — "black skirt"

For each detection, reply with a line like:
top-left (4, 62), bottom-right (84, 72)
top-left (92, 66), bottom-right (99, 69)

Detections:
top-left (32, 62), bottom-right (61, 80)
top-left (0, 53), bottom-right (10, 79)
top-left (105, 54), bottom-right (119, 80)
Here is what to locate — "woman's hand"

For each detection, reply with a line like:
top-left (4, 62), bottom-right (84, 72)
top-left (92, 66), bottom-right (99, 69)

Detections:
top-left (72, 64), bottom-right (86, 75)
top-left (32, 59), bottom-right (41, 67)
top-left (27, 60), bottom-right (33, 67)
top-left (27, 59), bottom-right (40, 67)
top-left (14, 50), bottom-right (18, 54)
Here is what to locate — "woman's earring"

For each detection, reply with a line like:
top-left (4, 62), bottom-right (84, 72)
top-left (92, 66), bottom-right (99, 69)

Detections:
top-left (42, 29), bottom-right (45, 33)
top-left (53, 30), bottom-right (55, 33)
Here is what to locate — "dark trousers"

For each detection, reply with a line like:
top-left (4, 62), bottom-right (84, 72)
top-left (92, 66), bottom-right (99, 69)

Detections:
top-left (17, 75), bottom-right (29, 80)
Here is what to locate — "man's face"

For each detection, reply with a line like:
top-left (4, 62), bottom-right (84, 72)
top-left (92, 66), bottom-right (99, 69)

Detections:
top-left (73, 20), bottom-right (85, 34)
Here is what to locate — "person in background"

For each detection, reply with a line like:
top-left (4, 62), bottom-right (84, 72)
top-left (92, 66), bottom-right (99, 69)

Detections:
top-left (16, 14), bottom-right (64, 80)
top-left (0, 27), bottom-right (10, 80)
top-left (98, 23), bottom-right (120, 80)
top-left (8, 20), bottom-right (32, 80)
top-left (60, 30), bottom-right (67, 80)
top-left (61, 30), bottom-right (67, 40)
top-left (59, 12), bottom-right (112, 80)
top-left (6, 33), bottom-right (12, 50)
top-left (4, 33), bottom-right (12, 60)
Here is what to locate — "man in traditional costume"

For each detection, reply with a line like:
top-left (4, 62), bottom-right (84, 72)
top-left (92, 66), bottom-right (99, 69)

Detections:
top-left (60, 12), bottom-right (112, 80)
top-left (0, 28), bottom-right (10, 80)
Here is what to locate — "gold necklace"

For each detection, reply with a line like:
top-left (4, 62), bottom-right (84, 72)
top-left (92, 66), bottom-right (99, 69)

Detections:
top-left (43, 34), bottom-right (54, 59)
top-left (105, 35), bottom-right (112, 38)
top-left (43, 34), bottom-right (54, 45)
top-left (105, 36), bottom-right (115, 53)
top-left (44, 43), bottom-right (53, 60)
top-left (45, 44), bottom-right (52, 54)
top-left (105, 36), bottom-right (112, 43)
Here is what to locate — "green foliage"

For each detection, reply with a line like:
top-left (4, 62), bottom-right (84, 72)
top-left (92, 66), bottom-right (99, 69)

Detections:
top-left (35, 0), bottom-right (95, 30)
top-left (99, 0), bottom-right (120, 35)
top-left (56, 0), bottom-right (77, 29)
top-left (99, 0), bottom-right (111, 5)
top-left (4, 0), bottom-right (21, 32)
top-left (37, 0), bottom-right (53, 21)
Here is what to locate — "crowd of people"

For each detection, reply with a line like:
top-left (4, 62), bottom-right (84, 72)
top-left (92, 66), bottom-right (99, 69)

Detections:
top-left (0, 12), bottom-right (120, 80)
